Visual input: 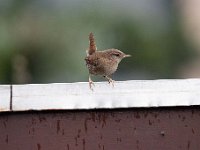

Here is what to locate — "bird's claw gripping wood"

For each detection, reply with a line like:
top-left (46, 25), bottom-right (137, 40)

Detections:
top-left (89, 81), bottom-right (95, 91)
top-left (104, 76), bottom-right (115, 87)
top-left (108, 78), bottom-right (115, 88)
top-left (89, 75), bottom-right (95, 91)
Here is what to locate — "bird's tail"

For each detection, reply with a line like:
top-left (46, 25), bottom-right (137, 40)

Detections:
top-left (88, 32), bottom-right (97, 55)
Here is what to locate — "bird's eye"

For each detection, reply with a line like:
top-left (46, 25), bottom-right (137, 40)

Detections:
top-left (113, 53), bottom-right (120, 57)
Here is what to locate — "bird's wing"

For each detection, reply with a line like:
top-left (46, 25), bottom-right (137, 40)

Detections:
top-left (88, 32), bottom-right (97, 55)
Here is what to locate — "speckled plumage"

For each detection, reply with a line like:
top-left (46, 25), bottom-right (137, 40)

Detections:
top-left (85, 49), bottom-right (121, 76)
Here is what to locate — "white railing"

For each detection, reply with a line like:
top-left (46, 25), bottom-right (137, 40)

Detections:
top-left (0, 79), bottom-right (200, 112)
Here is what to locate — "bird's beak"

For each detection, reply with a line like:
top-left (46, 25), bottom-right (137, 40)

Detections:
top-left (123, 54), bottom-right (131, 58)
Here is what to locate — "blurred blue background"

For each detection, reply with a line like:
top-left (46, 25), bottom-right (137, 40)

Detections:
top-left (0, 0), bottom-right (199, 84)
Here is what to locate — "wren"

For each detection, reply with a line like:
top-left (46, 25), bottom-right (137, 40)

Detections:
top-left (85, 33), bottom-right (131, 90)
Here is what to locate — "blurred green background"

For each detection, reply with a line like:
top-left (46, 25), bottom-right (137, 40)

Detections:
top-left (0, 0), bottom-right (199, 84)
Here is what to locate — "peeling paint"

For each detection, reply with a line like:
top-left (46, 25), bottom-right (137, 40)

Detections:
top-left (56, 120), bottom-right (60, 134)
top-left (37, 143), bottom-right (41, 150)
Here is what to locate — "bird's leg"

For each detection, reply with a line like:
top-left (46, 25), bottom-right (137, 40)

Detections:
top-left (89, 74), bottom-right (95, 91)
top-left (104, 76), bottom-right (115, 87)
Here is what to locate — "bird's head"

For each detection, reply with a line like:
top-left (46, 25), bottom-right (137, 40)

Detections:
top-left (107, 49), bottom-right (131, 63)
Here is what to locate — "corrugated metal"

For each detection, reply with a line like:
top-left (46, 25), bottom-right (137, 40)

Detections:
top-left (0, 107), bottom-right (200, 150)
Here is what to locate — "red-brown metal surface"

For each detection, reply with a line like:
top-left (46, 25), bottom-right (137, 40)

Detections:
top-left (0, 107), bottom-right (200, 150)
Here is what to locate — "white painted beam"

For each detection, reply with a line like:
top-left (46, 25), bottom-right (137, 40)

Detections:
top-left (7, 78), bottom-right (200, 112)
top-left (0, 85), bottom-right (10, 112)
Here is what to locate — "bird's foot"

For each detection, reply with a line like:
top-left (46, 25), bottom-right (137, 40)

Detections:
top-left (104, 76), bottom-right (115, 88)
top-left (108, 78), bottom-right (115, 87)
top-left (89, 77), bottom-right (95, 91)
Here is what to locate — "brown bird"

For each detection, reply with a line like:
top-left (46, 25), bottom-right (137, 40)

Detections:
top-left (85, 33), bottom-right (131, 90)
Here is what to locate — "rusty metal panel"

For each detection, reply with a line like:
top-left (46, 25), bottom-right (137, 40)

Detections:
top-left (0, 107), bottom-right (200, 150)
